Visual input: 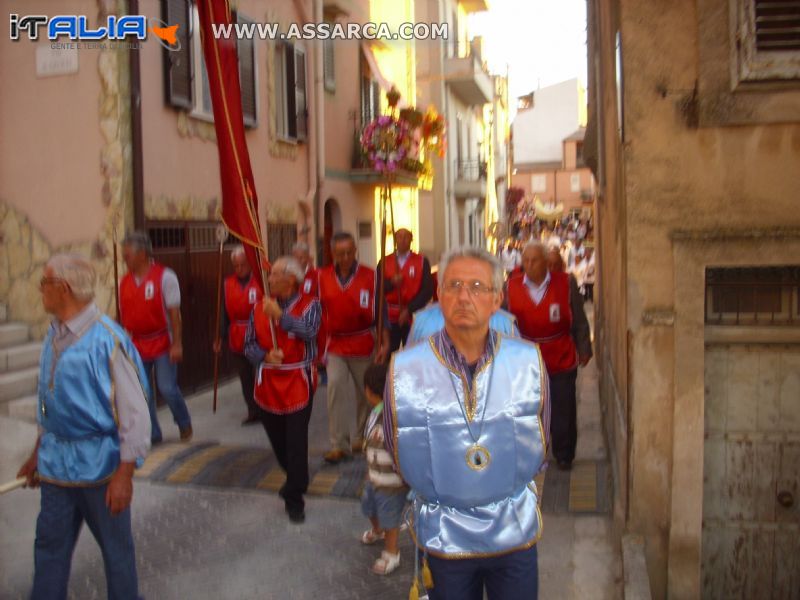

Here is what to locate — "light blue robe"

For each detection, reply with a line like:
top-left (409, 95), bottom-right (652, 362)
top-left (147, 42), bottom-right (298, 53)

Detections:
top-left (389, 334), bottom-right (547, 557)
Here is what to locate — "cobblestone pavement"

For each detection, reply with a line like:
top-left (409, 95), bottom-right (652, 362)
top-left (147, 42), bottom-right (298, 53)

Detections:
top-left (0, 330), bottom-right (621, 599)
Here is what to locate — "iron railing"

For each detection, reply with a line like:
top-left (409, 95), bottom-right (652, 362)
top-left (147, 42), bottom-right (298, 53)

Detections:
top-left (705, 266), bottom-right (800, 325)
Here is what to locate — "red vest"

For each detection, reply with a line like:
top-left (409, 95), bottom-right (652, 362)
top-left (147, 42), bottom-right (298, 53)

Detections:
top-left (224, 274), bottom-right (263, 353)
top-left (383, 252), bottom-right (424, 323)
top-left (119, 262), bottom-right (171, 360)
top-left (253, 294), bottom-right (318, 414)
top-left (507, 271), bottom-right (577, 374)
top-left (318, 264), bottom-right (376, 357)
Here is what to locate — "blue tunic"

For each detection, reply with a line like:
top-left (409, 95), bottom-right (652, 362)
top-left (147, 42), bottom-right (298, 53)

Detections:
top-left (407, 304), bottom-right (519, 346)
top-left (389, 334), bottom-right (547, 557)
top-left (37, 315), bottom-right (150, 485)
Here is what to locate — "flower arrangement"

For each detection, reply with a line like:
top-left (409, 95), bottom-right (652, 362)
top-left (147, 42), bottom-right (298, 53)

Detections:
top-left (359, 86), bottom-right (446, 182)
top-left (360, 114), bottom-right (413, 175)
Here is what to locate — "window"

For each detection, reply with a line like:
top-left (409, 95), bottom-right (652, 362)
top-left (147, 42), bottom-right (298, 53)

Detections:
top-left (705, 266), bottom-right (800, 325)
top-left (274, 42), bottom-right (308, 141)
top-left (266, 222), bottom-right (298, 259)
top-left (734, 0), bottom-right (800, 83)
top-left (570, 173), bottom-right (581, 192)
top-left (360, 56), bottom-right (381, 128)
top-left (323, 38), bottom-right (335, 92)
top-left (532, 174), bottom-right (547, 193)
top-left (163, 1), bottom-right (257, 127)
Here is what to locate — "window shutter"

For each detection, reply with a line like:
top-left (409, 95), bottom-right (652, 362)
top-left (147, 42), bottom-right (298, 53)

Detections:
top-left (236, 13), bottom-right (257, 128)
top-left (323, 39), bottom-right (335, 91)
top-left (284, 44), bottom-right (297, 138)
top-left (162, 0), bottom-right (192, 109)
top-left (294, 47), bottom-right (308, 141)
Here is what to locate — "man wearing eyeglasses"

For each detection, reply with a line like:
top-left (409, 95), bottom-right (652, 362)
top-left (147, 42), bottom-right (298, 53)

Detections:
top-left (385, 246), bottom-right (550, 600)
top-left (17, 253), bottom-right (151, 600)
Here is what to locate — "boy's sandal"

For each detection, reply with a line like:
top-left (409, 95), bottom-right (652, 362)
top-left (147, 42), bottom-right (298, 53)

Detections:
top-left (371, 551), bottom-right (401, 575)
top-left (360, 528), bottom-right (385, 545)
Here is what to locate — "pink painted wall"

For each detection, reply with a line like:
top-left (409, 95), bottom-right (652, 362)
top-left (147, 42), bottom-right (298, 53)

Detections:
top-left (0, 0), bottom-right (106, 247)
top-left (138, 0), bottom-right (312, 225)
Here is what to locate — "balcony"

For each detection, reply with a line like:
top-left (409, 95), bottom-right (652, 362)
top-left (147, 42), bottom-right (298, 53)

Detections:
top-left (444, 46), bottom-right (493, 106)
top-left (454, 160), bottom-right (487, 198)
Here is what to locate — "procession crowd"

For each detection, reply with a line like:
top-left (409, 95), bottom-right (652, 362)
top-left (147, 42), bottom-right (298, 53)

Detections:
top-left (17, 225), bottom-right (594, 599)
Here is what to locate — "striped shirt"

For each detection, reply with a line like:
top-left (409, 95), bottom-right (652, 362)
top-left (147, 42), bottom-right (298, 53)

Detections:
top-left (365, 404), bottom-right (407, 493)
top-left (383, 328), bottom-right (551, 472)
top-left (243, 293), bottom-right (322, 365)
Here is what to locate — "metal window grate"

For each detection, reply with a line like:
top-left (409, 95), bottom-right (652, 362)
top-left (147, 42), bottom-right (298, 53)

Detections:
top-left (705, 266), bottom-right (800, 325)
top-left (266, 222), bottom-right (297, 261)
top-left (148, 226), bottom-right (185, 250)
top-left (754, 0), bottom-right (800, 52)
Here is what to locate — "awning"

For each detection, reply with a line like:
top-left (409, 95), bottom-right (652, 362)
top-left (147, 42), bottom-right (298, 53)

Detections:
top-left (361, 44), bottom-right (409, 107)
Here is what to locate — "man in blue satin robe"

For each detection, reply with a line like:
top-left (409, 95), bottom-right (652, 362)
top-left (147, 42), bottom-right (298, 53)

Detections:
top-left (17, 253), bottom-right (151, 600)
top-left (385, 246), bottom-right (550, 600)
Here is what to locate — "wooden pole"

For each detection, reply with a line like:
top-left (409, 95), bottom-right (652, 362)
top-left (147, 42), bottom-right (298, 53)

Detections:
top-left (0, 477), bottom-right (26, 495)
top-left (212, 224), bottom-right (227, 413)
top-left (255, 246), bottom-right (278, 349)
top-left (376, 181), bottom-right (389, 358)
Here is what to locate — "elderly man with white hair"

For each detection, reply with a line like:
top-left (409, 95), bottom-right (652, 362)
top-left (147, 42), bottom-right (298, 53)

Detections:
top-left (244, 255), bottom-right (321, 524)
top-left (17, 253), bottom-right (151, 600)
top-left (506, 240), bottom-right (592, 471)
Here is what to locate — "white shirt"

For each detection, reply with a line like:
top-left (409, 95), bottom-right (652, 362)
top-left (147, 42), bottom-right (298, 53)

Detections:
top-left (396, 251), bottom-right (410, 269)
top-left (523, 271), bottom-right (551, 305)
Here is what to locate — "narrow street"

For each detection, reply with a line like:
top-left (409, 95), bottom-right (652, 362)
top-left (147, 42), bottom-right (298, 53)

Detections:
top-left (1, 315), bottom-right (621, 599)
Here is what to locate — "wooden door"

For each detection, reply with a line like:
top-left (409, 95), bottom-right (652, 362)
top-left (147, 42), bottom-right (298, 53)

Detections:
top-left (702, 344), bottom-right (800, 599)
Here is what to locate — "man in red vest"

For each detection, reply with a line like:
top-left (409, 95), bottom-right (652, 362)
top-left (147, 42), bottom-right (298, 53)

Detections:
top-left (317, 232), bottom-right (389, 464)
top-left (506, 240), bottom-right (592, 470)
top-left (214, 245), bottom-right (263, 425)
top-left (377, 228), bottom-right (434, 352)
top-left (120, 232), bottom-right (192, 443)
top-left (244, 256), bottom-right (321, 523)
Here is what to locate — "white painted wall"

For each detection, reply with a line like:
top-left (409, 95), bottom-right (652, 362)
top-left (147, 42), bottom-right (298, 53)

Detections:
top-left (512, 78), bottom-right (583, 164)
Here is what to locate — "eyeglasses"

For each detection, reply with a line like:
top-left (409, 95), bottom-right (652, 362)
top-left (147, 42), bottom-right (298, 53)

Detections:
top-left (39, 277), bottom-right (65, 288)
top-left (441, 280), bottom-right (495, 297)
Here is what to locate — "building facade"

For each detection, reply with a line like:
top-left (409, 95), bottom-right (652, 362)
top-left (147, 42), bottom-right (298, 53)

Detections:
top-left (1, 0), bottom-right (318, 391)
top-left (586, 0), bottom-right (800, 597)
top-left (511, 127), bottom-right (595, 218)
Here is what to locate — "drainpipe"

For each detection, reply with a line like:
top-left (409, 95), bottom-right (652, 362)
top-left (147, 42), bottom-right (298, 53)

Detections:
top-left (129, 0), bottom-right (144, 230)
top-left (313, 0), bottom-right (325, 266)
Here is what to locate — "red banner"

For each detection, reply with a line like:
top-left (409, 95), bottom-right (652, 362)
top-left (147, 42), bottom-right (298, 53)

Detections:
top-left (196, 0), bottom-right (266, 289)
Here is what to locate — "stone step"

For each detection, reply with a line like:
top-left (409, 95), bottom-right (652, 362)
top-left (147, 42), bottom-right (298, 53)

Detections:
top-left (0, 342), bottom-right (42, 373)
top-left (0, 367), bottom-right (38, 403)
top-left (0, 323), bottom-right (29, 348)
top-left (6, 395), bottom-right (38, 423)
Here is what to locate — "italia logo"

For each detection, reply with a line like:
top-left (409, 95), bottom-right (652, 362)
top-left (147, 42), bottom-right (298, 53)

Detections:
top-left (9, 14), bottom-right (182, 50)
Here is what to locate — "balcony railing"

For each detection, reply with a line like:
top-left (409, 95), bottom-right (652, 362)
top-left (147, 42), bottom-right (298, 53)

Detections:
top-left (457, 160), bottom-right (488, 181)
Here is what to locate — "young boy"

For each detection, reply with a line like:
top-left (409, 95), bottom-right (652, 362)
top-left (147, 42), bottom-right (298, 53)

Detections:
top-left (360, 363), bottom-right (408, 575)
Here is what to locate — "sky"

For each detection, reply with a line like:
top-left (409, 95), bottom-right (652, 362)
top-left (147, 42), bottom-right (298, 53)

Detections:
top-left (468, 0), bottom-right (588, 102)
